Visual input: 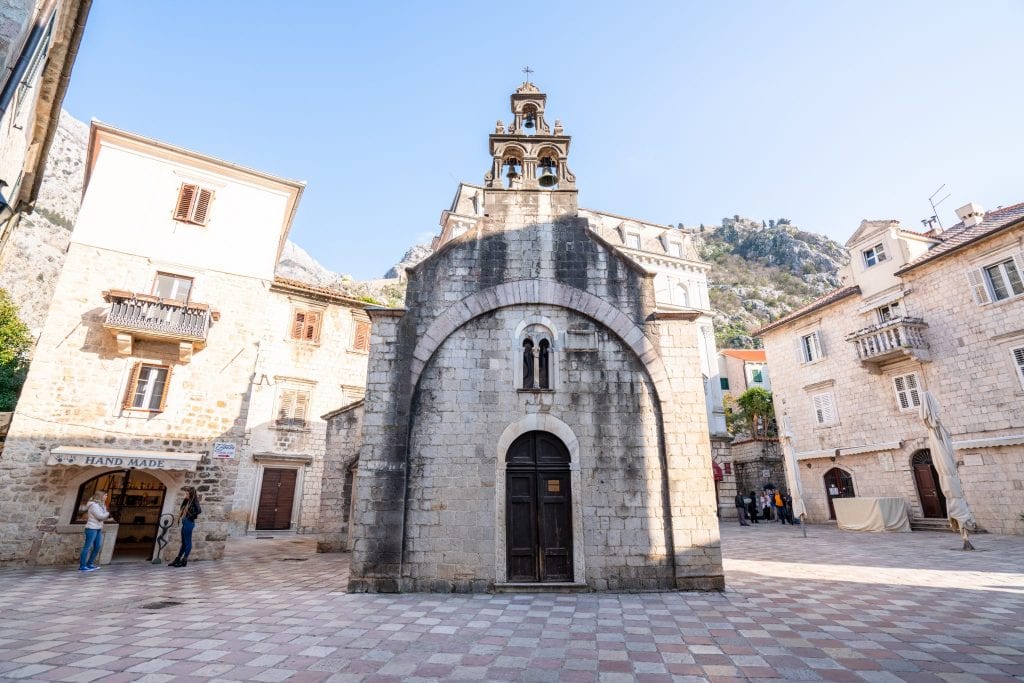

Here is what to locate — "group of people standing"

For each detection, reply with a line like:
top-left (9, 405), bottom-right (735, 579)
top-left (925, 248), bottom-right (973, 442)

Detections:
top-left (734, 486), bottom-right (798, 526)
top-left (78, 485), bottom-right (201, 571)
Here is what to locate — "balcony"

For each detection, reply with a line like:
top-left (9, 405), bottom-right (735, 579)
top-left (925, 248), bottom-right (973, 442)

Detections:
top-left (102, 290), bottom-right (214, 362)
top-left (846, 316), bottom-right (930, 371)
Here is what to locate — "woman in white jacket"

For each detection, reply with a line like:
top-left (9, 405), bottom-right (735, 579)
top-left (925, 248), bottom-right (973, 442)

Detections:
top-left (79, 491), bottom-right (111, 572)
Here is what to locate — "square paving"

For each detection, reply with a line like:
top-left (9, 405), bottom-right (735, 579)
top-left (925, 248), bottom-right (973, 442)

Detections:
top-left (0, 524), bottom-right (1021, 682)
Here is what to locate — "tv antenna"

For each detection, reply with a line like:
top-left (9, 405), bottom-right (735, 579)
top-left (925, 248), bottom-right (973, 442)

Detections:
top-left (927, 184), bottom-right (951, 229)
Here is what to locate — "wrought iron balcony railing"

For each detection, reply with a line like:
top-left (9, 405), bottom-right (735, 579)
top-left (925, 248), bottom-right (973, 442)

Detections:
top-left (846, 316), bottom-right (930, 367)
top-left (102, 290), bottom-right (213, 360)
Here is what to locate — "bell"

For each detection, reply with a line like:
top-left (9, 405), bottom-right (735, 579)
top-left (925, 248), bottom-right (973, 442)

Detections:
top-left (506, 162), bottom-right (520, 180)
top-left (538, 170), bottom-right (558, 188)
top-left (523, 112), bottom-right (535, 129)
top-left (537, 159), bottom-right (558, 188)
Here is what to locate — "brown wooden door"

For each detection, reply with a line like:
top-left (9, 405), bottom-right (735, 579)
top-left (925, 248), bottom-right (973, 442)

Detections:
top-left (506, 432), bottom-right (573, 583)
top-left (912, 451), bottom-right (946, 518)
top-left (256, 468), bottom-right (297, 530)
top-left (823, 467), bottom-right (855, 520)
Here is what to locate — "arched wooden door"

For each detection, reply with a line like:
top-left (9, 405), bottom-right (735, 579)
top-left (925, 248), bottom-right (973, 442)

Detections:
top-left (911, 450), bottom-right (947, 518)
top-left (823, 467), bottom-right (855, 520)
top-left (506, 431), bottom-right (573, 582)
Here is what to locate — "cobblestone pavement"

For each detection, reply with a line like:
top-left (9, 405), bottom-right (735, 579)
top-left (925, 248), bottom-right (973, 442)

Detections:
top-left (0, 524), bottom-right (1022, 682)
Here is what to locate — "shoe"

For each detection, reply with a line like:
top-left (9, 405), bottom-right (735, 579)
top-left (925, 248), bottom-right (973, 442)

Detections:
top-left (179, 559), bottom-right (187, 567)
top-left (79, 566), bottom-right (97, 572)
top-left (86, 565), bottom-right (100, 570)
top-left (168, 559), bottom-right (181, 567)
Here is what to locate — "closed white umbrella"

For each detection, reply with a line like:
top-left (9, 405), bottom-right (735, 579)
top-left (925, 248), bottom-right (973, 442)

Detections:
top-left (780, 416), bottom-right (807, 535)
top-left (919, 391), bottom-right (977, 550)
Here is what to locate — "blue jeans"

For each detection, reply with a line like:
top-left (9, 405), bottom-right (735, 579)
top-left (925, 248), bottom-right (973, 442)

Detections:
top-left (80, 528), bottom-right (102, 569)
top-left (177, 517), bottom-right (194, 559)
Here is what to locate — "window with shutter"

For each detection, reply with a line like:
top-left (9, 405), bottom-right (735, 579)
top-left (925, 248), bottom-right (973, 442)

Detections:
top-left (276, 387), bottom-right (312, 428)
top-left (811, 392), bottom-right (837, 426)
top-left (800, 331), bottom-right (824, 363)
top-left (124, 363), bottom-right (171, 412)
top-left (892, 372), bottom-right (922, 411)
top-left (173, 183), bottom-right (215, 226)
top-left (290, 309), bottom-right (322, 343)
top-left (1013, 347), bottom-right (1024, 390)
top-left (983, 258), bottom-right (1024, 301)
top-left (352, 320), bottom-right (371, 352)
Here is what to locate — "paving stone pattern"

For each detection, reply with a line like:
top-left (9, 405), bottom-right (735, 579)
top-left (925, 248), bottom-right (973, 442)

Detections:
top-left (0, 525), bottom-right (1021, 682)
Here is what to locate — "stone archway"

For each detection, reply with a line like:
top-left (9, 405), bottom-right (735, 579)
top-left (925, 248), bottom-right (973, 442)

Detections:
top-left (494, 413), bottom-right (584, 585)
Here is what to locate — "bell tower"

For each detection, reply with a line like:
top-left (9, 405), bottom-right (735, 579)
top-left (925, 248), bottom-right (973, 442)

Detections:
top-left (484, 80), bottom-right (577, 192)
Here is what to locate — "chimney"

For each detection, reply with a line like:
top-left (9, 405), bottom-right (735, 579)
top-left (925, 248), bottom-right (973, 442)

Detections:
top-left (955, 202), bottom-right (985, 228)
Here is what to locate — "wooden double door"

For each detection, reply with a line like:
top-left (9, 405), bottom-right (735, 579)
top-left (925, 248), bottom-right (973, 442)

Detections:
top-left (506, 431), bottom-right (573, 583)
top-left (824, 467), bottom-right (855, 520)
top-left (256, 467), bottom-right (297, 530)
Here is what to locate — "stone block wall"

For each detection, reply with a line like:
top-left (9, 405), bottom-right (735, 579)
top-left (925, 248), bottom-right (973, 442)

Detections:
top-left (349, 207), bottom-right (724, 592)
top-left (0, 244), bottom-right (265, 565)
top-left (762, 225), bottom-right (1024, 534)
top-left (318, 402), bottom-right (363, 552)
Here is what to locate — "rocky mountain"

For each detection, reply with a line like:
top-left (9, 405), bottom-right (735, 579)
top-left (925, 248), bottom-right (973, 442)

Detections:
top-left (385, 244), bottom-right (433, 279)
top-left (694, 216), bottom-right (847, 348)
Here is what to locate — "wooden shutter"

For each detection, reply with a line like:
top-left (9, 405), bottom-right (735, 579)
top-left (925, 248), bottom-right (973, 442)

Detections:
top-left (304, 311), bottom-right (320, 342)
top-left (893, 373), bottom-right (920, 411)
top-left (291, 311), bottom-right (305, 340)
top-left (278, 389), bottom-right (295, 423)
top-left (354, 320), bottom-right (370, 351)
top-left (813, 392), bottom-right (836, 425)
top-left (812, 331), bottom-right (825, 360)
top-left (1013, 347), bottom-right (1024, 389)
top-left (966, 268), bottom-right (991, 305)
top-left (293, 390), bottom-right (310, 425)
top-left (174, 184), bottom-right (196, 221)
top-left (156, 365), bottom-right (173, 411)
top-left (192, 188), bottom-right (213, 225)
top-left (122, 362), bottom-right (142, 410)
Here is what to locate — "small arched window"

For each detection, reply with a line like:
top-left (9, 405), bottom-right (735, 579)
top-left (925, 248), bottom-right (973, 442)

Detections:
top-left (538, 339), bottom-right (550, 389)
top-left (518, 322), bottom-right (556, 391)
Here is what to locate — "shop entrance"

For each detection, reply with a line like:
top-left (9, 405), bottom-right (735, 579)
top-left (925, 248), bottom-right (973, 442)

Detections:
top-left (73, 470), bottom-right (167, 560)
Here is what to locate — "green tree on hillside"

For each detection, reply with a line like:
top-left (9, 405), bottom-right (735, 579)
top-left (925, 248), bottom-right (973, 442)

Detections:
top-left (0, 289), bottom-right (32, 411)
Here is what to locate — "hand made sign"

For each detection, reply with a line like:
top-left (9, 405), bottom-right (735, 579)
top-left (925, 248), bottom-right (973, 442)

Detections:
top-left (47, 446), bottom-right (203, 472)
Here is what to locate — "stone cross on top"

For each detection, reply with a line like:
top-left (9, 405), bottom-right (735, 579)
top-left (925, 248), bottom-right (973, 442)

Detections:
top-left (522, 66), bottom-right (534, 83)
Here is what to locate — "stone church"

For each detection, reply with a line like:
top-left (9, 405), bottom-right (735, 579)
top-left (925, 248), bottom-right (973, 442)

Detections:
top-left (334, 83), bottom-right (724, 592)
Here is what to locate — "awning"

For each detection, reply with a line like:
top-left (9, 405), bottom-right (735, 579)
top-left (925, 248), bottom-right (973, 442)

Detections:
top-left (712, 461), bottom-right (724, 482)
top-left (48, 446), bottom-right (204, 472)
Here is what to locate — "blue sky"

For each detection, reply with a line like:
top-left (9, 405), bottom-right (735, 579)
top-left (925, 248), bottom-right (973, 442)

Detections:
top-left (64, 2), bottom-right (1023, 280)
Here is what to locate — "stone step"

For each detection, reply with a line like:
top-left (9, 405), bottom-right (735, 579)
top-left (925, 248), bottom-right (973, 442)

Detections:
top-left (492, 582), bottom-right (590, 594)
top-left (910, 518), bottom-right (988, 534)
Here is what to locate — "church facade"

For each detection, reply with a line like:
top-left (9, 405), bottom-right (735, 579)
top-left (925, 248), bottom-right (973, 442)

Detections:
top-left (341, 83), bottom-right (724, 593)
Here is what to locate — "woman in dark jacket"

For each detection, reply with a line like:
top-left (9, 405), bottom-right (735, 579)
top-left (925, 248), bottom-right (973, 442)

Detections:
top-left (169, 486), bottom-right (201, 567)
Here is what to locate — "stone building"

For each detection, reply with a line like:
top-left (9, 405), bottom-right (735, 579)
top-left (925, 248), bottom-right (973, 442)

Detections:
top-left (0, 0), bottom-right (90, 254)
top-left (719, 349), bottom-right (770, 403)
top-left (334, 83), bottom-right (724, 593)
top-left (0, 123), bottom-right (369, 566)
top-left (758, 202), bottom-right (1024, 534)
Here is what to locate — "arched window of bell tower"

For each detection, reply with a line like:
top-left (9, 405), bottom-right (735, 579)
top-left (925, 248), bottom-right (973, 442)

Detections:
top-left (521, 104), bottom-right (538, 136)
top-left (503, 156), bottom-right (523, 189)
